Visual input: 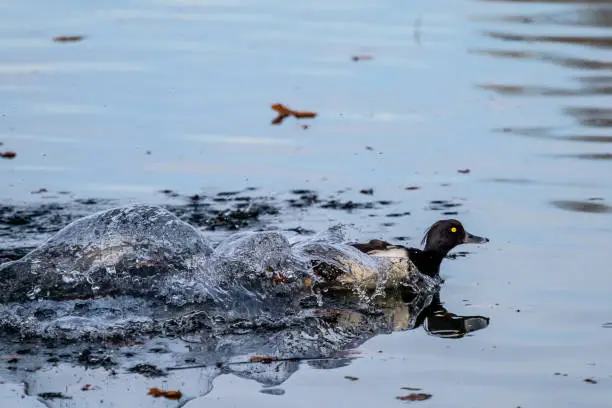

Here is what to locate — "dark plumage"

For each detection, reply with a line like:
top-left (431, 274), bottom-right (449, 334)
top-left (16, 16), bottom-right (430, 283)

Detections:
top-left (349, 219), bottom-right (488, 277)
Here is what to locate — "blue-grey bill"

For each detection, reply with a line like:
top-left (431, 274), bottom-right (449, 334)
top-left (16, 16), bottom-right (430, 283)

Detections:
top-left (464, 232), bottom-right (489, 244)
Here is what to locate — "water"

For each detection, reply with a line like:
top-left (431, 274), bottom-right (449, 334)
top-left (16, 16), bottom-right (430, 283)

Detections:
top-left (1, 0), bottom-right (611, 407)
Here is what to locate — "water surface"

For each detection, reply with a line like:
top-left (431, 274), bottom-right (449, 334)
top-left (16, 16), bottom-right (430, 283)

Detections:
top-left (0, 0), bottom-right (611, 407)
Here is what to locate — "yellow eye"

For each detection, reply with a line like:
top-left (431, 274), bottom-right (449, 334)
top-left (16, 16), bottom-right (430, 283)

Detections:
top-left (450, 227), bottom-right (457, 233)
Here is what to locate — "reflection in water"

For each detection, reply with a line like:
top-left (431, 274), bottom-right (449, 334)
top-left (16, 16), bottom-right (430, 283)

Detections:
top-left (416, 293), bottom-right (489, 339)
top-left (473, 0), bottom-right (612, 152)
top-left (0, 289), bottom-right (489, 407)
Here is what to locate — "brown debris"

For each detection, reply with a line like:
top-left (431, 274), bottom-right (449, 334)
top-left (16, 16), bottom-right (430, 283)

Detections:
top-left (81, 384), bottom-right (99, 391)
top-left (148, 388), bottom-right (165, 397)
top-left (457, 169), bottom-right (471, 174)
top-left (396, 393), bottom-right (432, 401)
top-left (344, 376), bottom-right (359, 381)
top-left (271, 103), bottom-right (317, 125)
top-left (148, 388), bottom-right (182, 400)
top-left (584, 378), bottom-right (597, 384)
top-left (164, 391), bottom-right (183, 400)
top-left (53, 35), bottom-right (85, 43)
top-left (1, 151), bottom-right (16, 159)
top-left (249, 356), bottom-right (277, 364)
top-left (405, 186), bottom-right (420, 190)
top-left (270, 272), bottom-right (289, 285)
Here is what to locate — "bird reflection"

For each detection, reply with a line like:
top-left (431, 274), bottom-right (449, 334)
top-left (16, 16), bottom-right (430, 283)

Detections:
top-left (414, 293), bottom-right (490, 339)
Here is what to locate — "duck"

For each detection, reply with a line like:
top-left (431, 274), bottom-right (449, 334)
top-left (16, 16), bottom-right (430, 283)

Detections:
top-left (352, 219), bottom-right (489, 277)
top-left (311, 219), bottom-right (489, 288)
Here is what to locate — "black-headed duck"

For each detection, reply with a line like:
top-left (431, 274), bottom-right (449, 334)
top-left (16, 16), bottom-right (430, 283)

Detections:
top-left (312, 220), bottom-right (488, 287)
top-left (352, 219), bottom-right (489, 277)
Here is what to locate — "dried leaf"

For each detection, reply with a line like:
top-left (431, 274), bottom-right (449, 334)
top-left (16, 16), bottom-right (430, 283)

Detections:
top-left (148, 388), bottom-right (165, 398)
top-left (270, 103), bottom-right (317, 125)
top-left (164, 391), bottom-right (182, 400)
top-left (148, 387), bottom-right (182, 400)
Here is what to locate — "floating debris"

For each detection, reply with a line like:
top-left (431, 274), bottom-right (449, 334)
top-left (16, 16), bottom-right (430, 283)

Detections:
top-left (457, 169), bottom-right (471, 174)
top-left (320, 200), bottom-right (374, 210)
top-left (401, 387), bottom-right (422, 391)
top-left (360, 188), bottom-right (374, 195)
top-left (159, 189), bottom-right (180, 198)
top-left (0, 151), bottom-right (16, 159)
top-left (386, 212), bottom-right (410, 218)
top-left (53, 35), bottom-right (85, 43)
top-left (405, 186), bottom-right (420, 190)
top-left (260, 388), bottom-right (285, 395)
top-left (38, 392), bottom-right (72, 400)
top-left (351, 55), bottom-right (374, 62)
top-left (344, 376), bottom-right (359, 381)
top-left (396, 393), bottom-right (432, 401)
top-left (31, 188), bottom-right (48, 195)
top-left (271, 103), bottom-right (317, 125)
top-left (128, 363), bottom-right (167, 378)
top-left (584, 378), bottom-right (597, 384)
top-left (428, 200), bottom-right (462, 212)
top-left (249, 356), bottom-right (277, 364)
top-left (270, 271), bottom-right (290, 285)
top-left (148, 388), bottom-right (182, 400)
top-left (77, 349), bottom-right (116, 368)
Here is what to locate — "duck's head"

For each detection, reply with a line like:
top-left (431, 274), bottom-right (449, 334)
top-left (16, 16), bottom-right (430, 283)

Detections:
top-left (421, 219), bottom-right (489, 256)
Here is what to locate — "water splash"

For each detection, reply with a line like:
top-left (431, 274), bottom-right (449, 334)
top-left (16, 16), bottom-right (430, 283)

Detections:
top-left (0, 205), bottom-right (440, 340)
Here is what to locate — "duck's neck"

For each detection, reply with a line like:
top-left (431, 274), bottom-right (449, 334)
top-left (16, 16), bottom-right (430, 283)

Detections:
top-left (408, 248), bottom-right (448, 277)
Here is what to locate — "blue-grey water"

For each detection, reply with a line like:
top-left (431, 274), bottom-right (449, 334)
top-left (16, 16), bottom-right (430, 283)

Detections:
top-left (1, 0), bottom-right (611, 407)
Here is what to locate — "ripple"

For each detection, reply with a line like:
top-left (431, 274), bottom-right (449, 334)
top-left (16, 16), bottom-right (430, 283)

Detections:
top-left (554, 153), bottom-right (612, 160)
top-left (0, 62), bottom-right (143, 75)
top-left (495, 127), bottom-right (612, 143)
top-left (482, 31), bottom-right (612, 48)
top-left (551, 200), bottom-right (612, 213)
